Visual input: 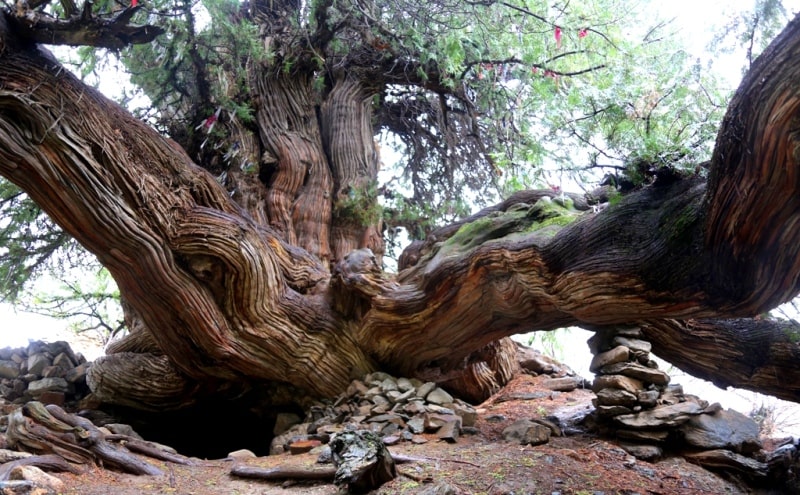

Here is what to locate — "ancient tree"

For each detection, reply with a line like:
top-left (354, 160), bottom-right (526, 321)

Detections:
top-left (0, 0), bottom-right (799, 416)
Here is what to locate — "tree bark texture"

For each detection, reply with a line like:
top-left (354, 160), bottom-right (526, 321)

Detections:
top-left (2, 11), bottom-right (800, 409)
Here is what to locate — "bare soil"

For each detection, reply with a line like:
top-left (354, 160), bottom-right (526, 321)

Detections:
top-left (56, 374), bottom-right (766, 494)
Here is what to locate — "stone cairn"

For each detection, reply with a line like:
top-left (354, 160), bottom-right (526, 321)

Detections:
top-left (587, 326), bottom-right (796, 481)
top-left (0, 341), bottom-right (91, 410)
top-left (270, 371), bottom-right (478, 455)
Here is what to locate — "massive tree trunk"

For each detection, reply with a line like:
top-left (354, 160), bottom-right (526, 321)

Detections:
top-left (2, 7), bottom-right (800, 414)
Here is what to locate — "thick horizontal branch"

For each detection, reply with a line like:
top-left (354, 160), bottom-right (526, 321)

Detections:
top-left (642, 318), bottom-right (800, 403)
top-left (6, 7), bottom-right (164, 49)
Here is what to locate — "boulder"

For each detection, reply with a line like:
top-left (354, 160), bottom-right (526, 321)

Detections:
top-left (619, 443), bottom-right (662, 461)
top-left (0, 361), bottom-right (19, 380)
top-left (680, 409), bottom-right (762, 454)
top-left (502, 419), bottom-right (551, 446)
top-left (26, 378), bottom-right (69, 397)
top-left (26, 354), bottom-right (51, 377)
top-left (415, 382), bottom-right (437, 399)
top-left (684, 449), bottom-right (768, 477)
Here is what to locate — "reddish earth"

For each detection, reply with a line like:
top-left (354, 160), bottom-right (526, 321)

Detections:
top-left (56, 374), bottom-right (765, 494)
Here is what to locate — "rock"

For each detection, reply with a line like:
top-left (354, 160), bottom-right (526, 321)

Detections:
top-left (595, 388), bottom-right (638, 407)
top-left (51, 353), bottom-right (74, 372)
top-left (396, 377), bottom-right (415, 392)
top-left (346, 380), bottom-right (369, 397)
top-left (452, 403), bottom-right (477, 427)
top-left (542, 376), bottom-right (578, 392)
top-left (589, 346), bottom-right (629, 373)
top-left (425, 404), bottom-right (455, 415)
top-left (636, 390), bottom-right (660, 408)
top-left (380, 378), bottom-right (398, 392)
top-left (274, 412), bottom-right (303, 435)
top-left (35, 392), bottom-right (64, 407)
top-left (407, 417), bottom-right (425, 434)
top-left (0, 479), bottom-right (56, 495)
top-left (532, 418), bottom-right (563, 437)
top-left (424, 413), bottom-right (461, 432)
top-left (382, 435), bottom-right (401, 445)
top-left (371, 394), bottom-right (390, 407)
top-left (684, 449), bottom-right (768, 477)
top-left (40, 367), bottom-right (63, 379)
top-left (403, 400), bottom-right (426, 415)
top-left (616, 429), bottom-right (669, 443)
top-left (411, 435), bottom-right (428, 444)
top-left (365, 371), bottom-right (394, 384)
top-left (290, 439), bottom-right (322, 454)
top-left (598, 362), bottom-right (670, 386)
top-left (502, 419), bottom-right (551, 446)
top-left (619, 443), bottom-right (662, 461)
top-left (680, 409), bottom-right (762, 454)
top-left (0, 361), bottom-right (19, 380)
top-left (594, 405), bottom-right (633, 418)
top-left (612, 336), bottom-right (652, 355)
top-left (614, 401), bottom-right (706, 429)
top-left (592, 375), bottom-right (643, 394)
top-left (417, 481), bottom-right (459, 495)
top-left (269, 423), bottom-right (310, 455)
top-left (26, 378), bottom-right (68, 397)
top-left (8, 465), bottom-right (64, 493)
top-left (227, 449), bottom-right (256, 460)
top-left (63, 363), bottom-right (90, 384)
top-left (426, 387), bottom-right (453, 405)
top-left (516, 344), bottom-right (562, 374)
top-left (25, 354), bottom-right (50, 377)
top-left (437, 419), bottom-right (460, 443)
top-left (416, 382), bottom-right (437, 399)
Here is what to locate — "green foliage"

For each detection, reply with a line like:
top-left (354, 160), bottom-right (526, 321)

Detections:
top-left (711, 0), bottom-right (790, 72)
top-left (0, 179), bottom-right (122, 339)
top-left (0, 179), bottom-right (68, 302)
top-left (23, 268), bottom-right (123, 343)
top-left (334, 183), bottom-right (383, 227)
top-left (526, 328), bottom-right (572, 362)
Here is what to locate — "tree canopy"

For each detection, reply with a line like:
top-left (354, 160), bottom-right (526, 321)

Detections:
top-left (1, 0), bottom-right (800, 417)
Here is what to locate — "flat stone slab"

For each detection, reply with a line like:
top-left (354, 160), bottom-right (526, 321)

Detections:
top-left (684, 449), bottom-right (768, 477)
top-left (598, 362), bottom-right (670, 386)
top-left (680, 409), bottom-right (761, 453)
top-left (592, 375), bottom-right (643, 394)
top-left (613, 401), bottom-right (706, 429)
top-left (589, 345), bottom-right (629, 372)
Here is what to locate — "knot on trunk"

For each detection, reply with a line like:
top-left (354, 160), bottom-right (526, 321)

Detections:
top-left (331, 248), bottom-right (396, 318)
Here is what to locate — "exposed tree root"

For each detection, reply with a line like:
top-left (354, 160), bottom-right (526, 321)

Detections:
top-left (5, 402), bottom-right (194, 476)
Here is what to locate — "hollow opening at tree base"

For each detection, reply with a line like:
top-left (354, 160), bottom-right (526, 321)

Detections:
top-left (89, 399), bottom-right (301, 459)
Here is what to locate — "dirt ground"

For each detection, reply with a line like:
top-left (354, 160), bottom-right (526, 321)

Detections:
top-left (55, 374), bottom-right (766, 495)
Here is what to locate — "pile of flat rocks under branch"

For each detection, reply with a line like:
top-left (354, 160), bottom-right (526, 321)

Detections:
top-left (586, 326), bottom-right (782, 481)
top-left (271, 372), bottom-right (478, 454)
top-left (0, 341), bottom-right (91, 409)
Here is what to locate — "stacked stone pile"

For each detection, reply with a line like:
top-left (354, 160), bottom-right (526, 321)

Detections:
top-left (271, 372), bottom-right (478, 454)
top-left (0, 341), bottom-right (91, 408)
top-left (588, 327), bottom-right (671, 423)
top-left (587, 327), bottom-right (774, 478)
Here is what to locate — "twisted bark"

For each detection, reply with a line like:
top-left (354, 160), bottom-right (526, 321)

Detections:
top-left (1, 9), bottom-right (800, 411)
